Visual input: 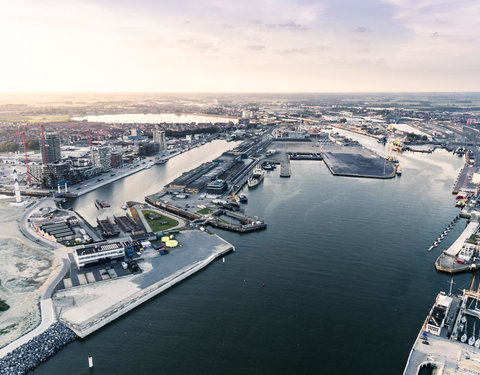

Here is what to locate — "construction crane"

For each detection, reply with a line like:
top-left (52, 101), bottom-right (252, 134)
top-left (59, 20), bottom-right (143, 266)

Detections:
top-left (12, 131), bottom-right (31, 184)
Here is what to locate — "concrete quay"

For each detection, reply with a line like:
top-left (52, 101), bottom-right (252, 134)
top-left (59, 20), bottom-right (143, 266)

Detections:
top-left (435, 221), bottom-right (480, 273)
top-left (53, 230), bottom-right (235, 337)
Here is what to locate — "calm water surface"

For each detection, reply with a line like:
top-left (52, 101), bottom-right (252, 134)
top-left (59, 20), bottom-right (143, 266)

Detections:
top-left (33, 136), bottom-right (472, 375)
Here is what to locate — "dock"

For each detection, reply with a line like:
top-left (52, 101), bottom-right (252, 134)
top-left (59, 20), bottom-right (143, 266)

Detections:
top-left (435, 221), bottom-right (480, 273)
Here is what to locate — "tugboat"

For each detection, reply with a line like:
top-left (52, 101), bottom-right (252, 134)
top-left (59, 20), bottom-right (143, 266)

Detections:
top-left (248, 167), bottom-right (266, 189)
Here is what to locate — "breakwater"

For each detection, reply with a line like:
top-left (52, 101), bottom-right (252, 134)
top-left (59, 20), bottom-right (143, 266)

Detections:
top-left (0, 323), bottom-right (77, 375)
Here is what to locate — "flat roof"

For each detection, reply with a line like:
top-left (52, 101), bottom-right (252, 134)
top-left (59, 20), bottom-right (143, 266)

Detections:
top-left (427, 305), bottom-right (447, 328)
top-left (76, 242), bottom-right (124, 256)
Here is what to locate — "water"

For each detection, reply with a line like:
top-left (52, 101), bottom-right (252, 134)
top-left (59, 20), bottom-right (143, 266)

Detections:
top-left (73, 113), bottom-right (238, 124)
top-left (33, 137), bottom-right (471, 375)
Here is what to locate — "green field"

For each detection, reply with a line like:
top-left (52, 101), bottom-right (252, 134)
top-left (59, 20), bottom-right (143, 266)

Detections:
top-left (196, 207), bottom-right (213, 215)
top-left (142, 210), bottom-right (179, 232)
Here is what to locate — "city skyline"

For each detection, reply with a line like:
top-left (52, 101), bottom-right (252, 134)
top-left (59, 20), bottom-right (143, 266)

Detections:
top-left (0, 0), bottom-right (479, 93)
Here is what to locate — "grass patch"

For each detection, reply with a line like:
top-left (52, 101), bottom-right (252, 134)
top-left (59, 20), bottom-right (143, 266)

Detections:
top-left (0, 299), bottom-right (10, 312)
top-left (142, 210), bottom-right (179, 232)
top-left (196, 208), bottom-right (213, 215)
top-left (0, 323), bottom-right (17, 335)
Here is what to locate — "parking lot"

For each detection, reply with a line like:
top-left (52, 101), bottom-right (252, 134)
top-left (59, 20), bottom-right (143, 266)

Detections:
top-left (57, 252), bottom-right (141, 289)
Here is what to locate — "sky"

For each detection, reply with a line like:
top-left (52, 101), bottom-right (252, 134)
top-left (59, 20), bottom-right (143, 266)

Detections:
top-left (0, 0), bottom-right (479, 93)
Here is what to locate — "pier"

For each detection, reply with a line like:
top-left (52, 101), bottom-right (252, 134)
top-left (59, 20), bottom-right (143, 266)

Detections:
top-left (435, 221), bottom-right (480, 273)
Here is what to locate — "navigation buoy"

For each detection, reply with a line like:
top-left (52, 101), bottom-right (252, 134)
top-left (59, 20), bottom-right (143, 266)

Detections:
top-left (262, 283), bottom-right (265, 287)
top-left (88, 355), bottom-right (93, 368)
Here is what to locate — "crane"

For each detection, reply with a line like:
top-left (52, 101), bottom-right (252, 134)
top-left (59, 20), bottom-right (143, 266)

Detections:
top-left (12, 131), bottom-right (31, 184)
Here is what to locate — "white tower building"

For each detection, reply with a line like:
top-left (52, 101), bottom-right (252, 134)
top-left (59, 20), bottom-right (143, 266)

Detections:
top-left (13, 169), bottom-right (21, 203)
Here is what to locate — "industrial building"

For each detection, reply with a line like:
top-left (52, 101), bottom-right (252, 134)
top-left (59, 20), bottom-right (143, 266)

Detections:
top-left (41, 132), bottom-right (62, 164)
top-left (164, 153), bottom-right (253, 194)
top-left (36, 221), bottom-right (76, 243)
top-left (138, 142), bottom-right (159, 156)
top-left (74, 242), bottom-right (125, 268)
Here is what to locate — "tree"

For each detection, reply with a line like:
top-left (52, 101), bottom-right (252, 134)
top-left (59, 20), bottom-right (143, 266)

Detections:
top-left (0, 141), bottom-right (19, 152)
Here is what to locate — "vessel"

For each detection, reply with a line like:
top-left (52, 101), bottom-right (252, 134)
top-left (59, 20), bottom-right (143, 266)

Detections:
top-left (121, 203), bottom-right (128, 210)
top-left (238, 194), bottom-right (248, 203)
top-left (248, 167), bottom-right (266, 189)
top-left (154, 159), bottom-right (168, 164)
top-left (396, 164), bottom-right (402, 176)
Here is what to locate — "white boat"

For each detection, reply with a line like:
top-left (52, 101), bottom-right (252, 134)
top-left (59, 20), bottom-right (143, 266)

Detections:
top-left (459, 324), bottom-right (464, 331)
top-left (248, 167), bottom-right (266, 189)
top-left (469, 322), bottom-right (476, 346)
top-left (461, 333), bottom-right (468, 343)
top-left (462, 316), bottom-right (467, 323)
top-left (475, 337), bottom-right (480, 348)
top-left (470, 336), bottom-right (476, 345)
top-left (428, 245), bottom-right (434, 251)
top-left (121, 203), bottom-right (128, 210)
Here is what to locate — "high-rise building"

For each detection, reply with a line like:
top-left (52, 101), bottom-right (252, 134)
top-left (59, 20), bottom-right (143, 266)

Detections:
top-left (91, 146), bottom-right (111, 171)
top-left (110, 152), bottom-right (123, 168)
top-left (153, 127), bottom-right (167, 152)
top-left (41, 132), bottom-right (62, 164)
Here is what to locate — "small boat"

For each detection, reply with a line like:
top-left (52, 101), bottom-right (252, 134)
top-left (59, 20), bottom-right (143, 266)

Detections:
top-left (428, 245), bottom-right (434, 251)
top-left (238, 194), bottom-right (248, 203)
top-left (459, 324), bottom-right (464, 332)
top-left (396, 165), bottom-right (402, 176)
top-left (121, 203), bottom-right (128, 210)
top-left (461, 333), bottom-right (468, 343)
top-left (469, 322), bottom-right (476, 346)
top-left (461, 316), bottom-right (467, 324)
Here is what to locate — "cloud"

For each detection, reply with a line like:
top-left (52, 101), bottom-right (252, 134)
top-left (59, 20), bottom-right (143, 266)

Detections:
top-left (353, 25), bottom-right (369, 33)
top-left (245, 44), bottom-right (266, 51)
top-left (266, 21), bottom-right (307, 30)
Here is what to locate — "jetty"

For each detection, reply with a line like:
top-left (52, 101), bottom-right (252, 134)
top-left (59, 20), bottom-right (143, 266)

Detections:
top-left (435, 221), bottom-right (480, 273)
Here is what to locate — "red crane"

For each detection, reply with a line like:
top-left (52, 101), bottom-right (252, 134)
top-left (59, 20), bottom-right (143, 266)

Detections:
top-left (13, 131), bottom-right (31, 185)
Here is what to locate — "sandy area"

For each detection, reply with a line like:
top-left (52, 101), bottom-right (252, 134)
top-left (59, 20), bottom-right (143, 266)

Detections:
top-left (0, 202), bottom-right (54, 347)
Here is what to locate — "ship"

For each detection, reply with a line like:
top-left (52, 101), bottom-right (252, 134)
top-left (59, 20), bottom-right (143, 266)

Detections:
top-left (248, 167), bottom-right (266, 189)
top-left (403, 279), bottom-right (480, 374)
top-left (154, 158), bottom-right (168, 164)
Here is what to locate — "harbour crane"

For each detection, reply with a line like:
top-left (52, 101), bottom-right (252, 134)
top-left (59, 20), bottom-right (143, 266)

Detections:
top-left (12, 131), bottom-right (31, 184)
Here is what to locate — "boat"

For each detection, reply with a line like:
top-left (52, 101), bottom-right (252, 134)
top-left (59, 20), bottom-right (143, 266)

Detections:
top-left (469, 321), bottom-right (476, 346)
top-left (396, 164), bottom-right (402, 176)
top-left (248, 167), bottom-right (266, 189)
top-left (238, 194), bottom-right (248, 203)
top-left (461, 316), bottom-right (467, 324)
top-left (95, 199), bottom-right (110, 209)
top-left (154, 159), bottom-right (168, 164)
top-left (262, 162), bottom-right (275, 171)
top-left (428, 245), bottom-right (434, 251)
top-left (461, 332), bottom-right (468, 342)
top-left (459, 323), bottom-right (464, 332)
top-left (144, 162), bottom-right (154, 169)
top-left (121, 203), bottom-right (128, 210)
